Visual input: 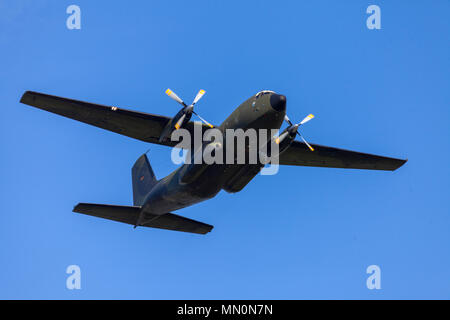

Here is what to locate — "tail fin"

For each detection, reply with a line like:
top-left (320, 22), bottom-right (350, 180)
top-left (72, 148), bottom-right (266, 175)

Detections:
top-left (132, 153), bottom-right (158, 206)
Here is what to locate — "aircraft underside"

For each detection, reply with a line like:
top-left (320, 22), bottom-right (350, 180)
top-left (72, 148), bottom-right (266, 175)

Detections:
top-left (20, 90), bottom-right (407, 234)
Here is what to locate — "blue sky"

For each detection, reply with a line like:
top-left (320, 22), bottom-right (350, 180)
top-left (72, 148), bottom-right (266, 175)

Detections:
top-left (1, 0), bottom-right (449, 299)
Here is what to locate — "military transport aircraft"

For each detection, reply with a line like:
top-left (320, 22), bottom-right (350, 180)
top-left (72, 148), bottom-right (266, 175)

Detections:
top-left (20, 89), bottom-right (407, 234)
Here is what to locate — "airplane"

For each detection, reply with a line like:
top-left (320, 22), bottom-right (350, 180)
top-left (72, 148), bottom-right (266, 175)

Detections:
top-left (20, 89), bottom-right (407, 235)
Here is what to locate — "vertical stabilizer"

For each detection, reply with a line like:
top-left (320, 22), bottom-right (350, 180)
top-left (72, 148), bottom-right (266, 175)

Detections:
top-left (132, 154), bottom-right (158, 206)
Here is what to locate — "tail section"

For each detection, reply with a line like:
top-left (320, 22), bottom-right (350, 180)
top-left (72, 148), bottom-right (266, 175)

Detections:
top-left (73, 203), bottom-right (213, 234)
top-left (132, 153), bottom-right (158, 206)
top-left (73, 152), bottom-right (214, 234)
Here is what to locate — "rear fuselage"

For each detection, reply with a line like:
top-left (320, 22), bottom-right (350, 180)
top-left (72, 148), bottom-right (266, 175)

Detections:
top-left (141, 92), bottom-right (286, 215)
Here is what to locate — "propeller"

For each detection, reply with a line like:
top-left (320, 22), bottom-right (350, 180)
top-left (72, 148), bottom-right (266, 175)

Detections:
top-left (275, 114), bottom-right (315, 151)
top-left (165, 89), bottom-right (213, 129)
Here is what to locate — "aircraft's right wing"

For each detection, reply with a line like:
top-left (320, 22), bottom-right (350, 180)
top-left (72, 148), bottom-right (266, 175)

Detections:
top-left (20, 91), bottom-right (211, 148)
top-left (277, 140), bottom-right (407, 171)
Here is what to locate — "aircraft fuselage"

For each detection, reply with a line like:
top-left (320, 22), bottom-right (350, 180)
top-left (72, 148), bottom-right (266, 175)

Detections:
top-left (141, 92), bottom-right (287, 217)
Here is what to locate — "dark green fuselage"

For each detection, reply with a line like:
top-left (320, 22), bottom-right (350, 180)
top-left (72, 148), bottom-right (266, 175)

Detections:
top-left (141, 92), bottom-right (286, 216)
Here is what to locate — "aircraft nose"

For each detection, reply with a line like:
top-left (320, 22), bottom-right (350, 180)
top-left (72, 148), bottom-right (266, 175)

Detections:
top-left (270, 94), bottom-right (286, 112)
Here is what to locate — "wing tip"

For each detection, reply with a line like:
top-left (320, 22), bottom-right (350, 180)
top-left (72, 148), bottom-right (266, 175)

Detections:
top-left (391, 158), bottom-right (408, 171)
top-left (20, 90), bottom-right (42, 106)
top-left (73, 203), bottom-right (81, 212)
top-left (73, 202), bottom-right (89, 213)
top-left (20, 91), bottom-right (31, 104)
top-left (200, 224), bottom-right (214, 235)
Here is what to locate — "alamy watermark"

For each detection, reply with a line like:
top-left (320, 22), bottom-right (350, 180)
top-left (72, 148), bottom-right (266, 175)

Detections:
top-left (366, 5), bottom-right (381, 30)
top-left (366, 265), bottom-right (381, 290)
top-left (169, 123), bottom-right (282, 175)
top-left (66, 5), bottom-right (81, 30)
top-left (66, 265), bottom-right (81, 290)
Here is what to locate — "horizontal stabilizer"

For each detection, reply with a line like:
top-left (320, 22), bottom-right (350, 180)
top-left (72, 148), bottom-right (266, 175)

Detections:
top-left (145, 212), bottom-right (213, 235)
top-left (73, 203), bottom-right (213, 235)
top-left (74, 203), bottom-right (140, 225)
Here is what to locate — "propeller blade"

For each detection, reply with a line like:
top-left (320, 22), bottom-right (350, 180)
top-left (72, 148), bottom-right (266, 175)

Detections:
top-left (192, 89), bottom-right (206, 105)
top-left (165, 88), bottom-right (186, 106)
top-left (284, 115), bottom-right (293, 126)
top-left (275, 131), bottom-right (289, 145)
top-left (174, 113), bottom-right (186, 130)
top-left (193, 111), bottom-right (214, 128)
top-left (297, 132), bottom-right (314, 151)
top-left (300, 114), bottom-right (314, 125)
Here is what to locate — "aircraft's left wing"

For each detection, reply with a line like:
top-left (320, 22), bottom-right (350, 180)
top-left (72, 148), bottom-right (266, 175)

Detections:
top-left (277, 140), bottom-right (407, 171)
top-left (20, 91), bottom-right (211, 148)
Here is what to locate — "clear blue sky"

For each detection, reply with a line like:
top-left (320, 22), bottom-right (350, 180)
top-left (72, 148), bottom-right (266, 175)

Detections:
top-left (1, 0), bottom-right (449, 299)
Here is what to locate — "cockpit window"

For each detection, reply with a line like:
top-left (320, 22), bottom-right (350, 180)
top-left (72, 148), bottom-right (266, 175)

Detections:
top-left (255, 90), bottom-right (275, 98)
